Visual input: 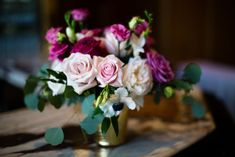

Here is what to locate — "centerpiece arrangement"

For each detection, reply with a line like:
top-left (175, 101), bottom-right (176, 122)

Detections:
top-left (24, 8), bottom-right (203, 146)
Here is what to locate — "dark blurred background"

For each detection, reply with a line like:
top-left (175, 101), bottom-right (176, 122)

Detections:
top-left (0, 0), bottom-right (235, 155)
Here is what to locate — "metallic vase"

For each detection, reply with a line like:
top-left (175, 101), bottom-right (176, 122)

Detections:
top-left (96, 107), bottom-right (128, 147)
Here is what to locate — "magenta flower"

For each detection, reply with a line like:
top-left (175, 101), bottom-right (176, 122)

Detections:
top-left (146, 51), bottom-right (174, 83)
top-left (134, 21), bottom-right (149, 35)
top-left (72, 37), bottom-right (105, 56)
top-left (45, 27), bottom-right (62, 44)
top-left (110, 24), bottom-right (131, 42)
top-left (71, 9), bottom-right (89, 21)
top-left (81, 28), bottom-right (102, 36)
top-left (49, 43), bottom-right (69, 61)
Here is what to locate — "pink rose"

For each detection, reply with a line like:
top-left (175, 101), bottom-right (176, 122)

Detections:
top-left (71, 9), bottom-right (89, 21)
top-left (94, 55), bottom-right (124, 87)
top-left (63, 53), bottom-right (97, 95)
top-left (110, 24), bottom-right (131, 42)
top-left (45, 27), bottom-right (62, 44)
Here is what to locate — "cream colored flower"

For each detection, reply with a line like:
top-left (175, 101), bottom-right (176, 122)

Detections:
top-left (123, 56), bottom-right (153, 109)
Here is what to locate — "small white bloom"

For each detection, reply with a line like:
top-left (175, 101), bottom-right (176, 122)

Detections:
top-left (47, 60), bottom-right (66, 96)
top-left (99, 87), bottom-right (136, 117)
top-left (130, 34), bottom-right (146, 57)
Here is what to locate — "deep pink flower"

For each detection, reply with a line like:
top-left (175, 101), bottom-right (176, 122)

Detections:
top-left (45, 27), bottom-right (62, 44)
top-left (146, 51), bottom-right (174, 83)
top-left (134, 21), bottom-right (149, 35)
top-left (110, 24), bottom-right (131, 42)
top-left (49, 43), bottom-right (69, 61)
top-left (71, 9), bottom-right (89, 21)
top-left (72, 37), bottom-right (105, 56)
top-left (81, 28), bottom-right (102, 36)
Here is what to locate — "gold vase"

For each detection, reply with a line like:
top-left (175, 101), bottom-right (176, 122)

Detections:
top-left (96, 107), bottom-right (128, 147)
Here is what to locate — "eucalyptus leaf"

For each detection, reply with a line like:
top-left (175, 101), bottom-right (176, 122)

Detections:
top-left (111, 116), bottom-right (119, 136)
top-left (182, 95), bottom-right (206, 119)
top-left (82, 94), bottom-right (95, 116)
top-left (183, 63), bottom-right (202, 84)
top-left (44, 127), bottom-right (64, 146)
top-left (101, 118), bottom-right (110, 135)
top-left (38, 64), bottom-right (49, 77)
top-left (80, 114), bottom-right (104, 134)
top-left (171, 80), bottom-right (192, 92)
top-left (24, 93), bottom-right (39, 110)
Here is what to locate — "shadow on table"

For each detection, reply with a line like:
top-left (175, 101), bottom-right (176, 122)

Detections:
top-left (173, 93), bottom-right (235, 157)
top-left (0, 125), bottom-right (92, 153)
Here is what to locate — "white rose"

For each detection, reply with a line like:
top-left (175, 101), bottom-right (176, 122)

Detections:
top-left (123, 56), bottom-right (153, 108)
top-left (47, 60), bottom-right (66, 96)
top-left (63, 53), bottom-right (97, 95)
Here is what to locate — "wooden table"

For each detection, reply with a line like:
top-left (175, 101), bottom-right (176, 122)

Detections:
top-left (0, 103), bottom-right (215, 157)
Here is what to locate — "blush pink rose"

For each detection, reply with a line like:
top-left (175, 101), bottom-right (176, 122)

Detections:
top-left (62, 53), bottom-right (97, 95)
top-left (94, 55), bottom-right (124, 87)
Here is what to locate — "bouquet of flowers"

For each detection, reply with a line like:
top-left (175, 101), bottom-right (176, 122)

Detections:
top-left (24, 8), bottom-right (203, 146)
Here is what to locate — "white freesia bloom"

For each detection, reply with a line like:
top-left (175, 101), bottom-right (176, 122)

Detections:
top-left (130, 33), bottom-right (146, 57)
top-left (62, 53), bottom-right (97, 95)
top-left (47, 60), bottom-right (66, 96)
top-left (123, 56), bottom-right (153, 109)
top-left (99, 87), bottom-right (136, 117)
top-left (104, 31), bottom-right (129, 57)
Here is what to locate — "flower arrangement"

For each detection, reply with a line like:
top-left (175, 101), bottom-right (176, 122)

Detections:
top-left (24, 9), bottom-right (203, 146)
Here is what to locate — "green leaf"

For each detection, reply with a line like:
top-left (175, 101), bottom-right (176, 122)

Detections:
top-left (82, 94), bottom-right (95, 116)
top-left (154, 85), bottom-right (161, 104)
top-left (38, 98), bottom-right (46, 112)
top-left (182, 96), bottom-right (206, 119)
top-left (64, 86), bottom-right (78, 98)
top-left (101, 118), bottom-right (110, 135)
top-left (46, 69), bottom-right (67, 82)
top-left (48, 94), bottom-right (65, 109)
top-left (24, 76), bottom-right (38, 95)
top-left (24, 93), bottom-right (39, 110)
top-left (80, 114), bottom-right (104, 134)
top-left (64, 11), bottom-right (71, 27)
top-left (171, 80), bottom-right (192, 92)
top-left (183, 63), bottom-right (202, 84)
top-left (111, 116), bottom-right (119, 136)
top-left (71, 20), bottom-right (76, 32)
top-left (92, 107), bottom-right (103, 118)
top-left (44, 127), bottom-right (64, 146)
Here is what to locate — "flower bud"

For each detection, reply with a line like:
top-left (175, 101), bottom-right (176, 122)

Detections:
top-left (66, 27), bottom-right (75, 43)
top-left (164, 86), bottom-right (174, 98)
top-left (129, 16), bottom-right (139, 30)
